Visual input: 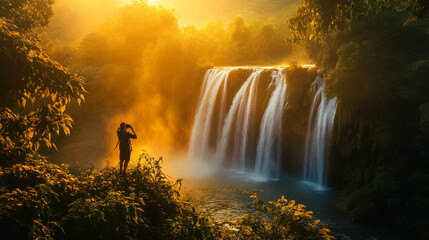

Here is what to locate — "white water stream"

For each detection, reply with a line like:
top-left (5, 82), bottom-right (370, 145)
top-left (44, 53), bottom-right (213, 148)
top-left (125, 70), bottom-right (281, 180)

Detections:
top-left (303, 76), bottom-right (337, 189)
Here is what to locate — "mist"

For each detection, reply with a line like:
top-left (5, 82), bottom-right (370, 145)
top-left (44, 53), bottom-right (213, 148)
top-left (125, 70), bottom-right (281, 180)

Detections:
top-left (44, 1), bottom-right (306, 169)
top-left (45, 0), bottom-right (126, 43)
top-left (160, 0), bottom-right (300, 27)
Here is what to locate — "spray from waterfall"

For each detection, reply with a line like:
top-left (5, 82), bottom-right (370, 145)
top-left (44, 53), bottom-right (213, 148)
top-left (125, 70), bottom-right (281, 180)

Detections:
top-left (303, 76), bottom-right (337, 189)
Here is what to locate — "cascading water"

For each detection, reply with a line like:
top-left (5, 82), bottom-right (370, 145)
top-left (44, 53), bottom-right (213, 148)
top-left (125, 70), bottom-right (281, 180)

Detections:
top-left (303, 76), bottom-right (337, 189)
top-left (215, 70), bottom-right (261, 171)
top-left (254, 70), bottom-right (287, 180)
top-left (188, 69), bottom-right (230, 165)
top-left (188, 67), bottom-right (287, 180)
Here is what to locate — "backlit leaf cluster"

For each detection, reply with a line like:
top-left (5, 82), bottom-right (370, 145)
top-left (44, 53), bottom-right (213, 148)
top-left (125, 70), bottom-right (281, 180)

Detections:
top-left (0, 1), bottom-right (85, 163)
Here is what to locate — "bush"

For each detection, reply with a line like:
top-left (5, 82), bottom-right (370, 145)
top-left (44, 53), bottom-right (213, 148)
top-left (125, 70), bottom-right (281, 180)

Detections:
top-left (0, 151), bottom-right (332, 240)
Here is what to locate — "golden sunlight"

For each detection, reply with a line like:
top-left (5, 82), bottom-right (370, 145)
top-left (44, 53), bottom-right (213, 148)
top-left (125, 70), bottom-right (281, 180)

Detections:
top-left (2, 0), bottom-right (426, 239)
top-left (121, 0), bottom-right (160, 6)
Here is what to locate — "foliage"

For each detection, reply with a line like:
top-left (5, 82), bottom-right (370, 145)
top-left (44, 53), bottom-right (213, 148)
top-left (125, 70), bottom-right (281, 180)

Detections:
top-left (0, 0), bottom-right (54, 32)
top-left (232, 193), bottom-right (333, 240)
top-left (288, 0), bottom-right (426, 42)
top-left (288, 0), bottom-right (429, 237)
top-left (407, 0), bottom-right (429, 24)
top-left (327, 16), bottom-right (429, 113)
top-left (0, 1), bottom-right (86, 164)
top-left (0, 151), bottom-right (332, 239)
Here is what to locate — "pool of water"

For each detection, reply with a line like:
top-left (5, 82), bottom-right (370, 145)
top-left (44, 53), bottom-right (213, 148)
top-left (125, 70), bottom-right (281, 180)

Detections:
top-left (183, 169), bottom-right (423, 240)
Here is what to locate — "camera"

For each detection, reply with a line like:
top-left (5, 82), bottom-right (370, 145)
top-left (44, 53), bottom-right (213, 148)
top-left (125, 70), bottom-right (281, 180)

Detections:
top-left (126, 124), bottom-right (131, 128)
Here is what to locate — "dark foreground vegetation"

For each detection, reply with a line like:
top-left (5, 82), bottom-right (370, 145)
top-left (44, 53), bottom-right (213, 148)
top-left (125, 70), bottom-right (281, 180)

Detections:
top-left (0, 151), bottom-right (332, 240)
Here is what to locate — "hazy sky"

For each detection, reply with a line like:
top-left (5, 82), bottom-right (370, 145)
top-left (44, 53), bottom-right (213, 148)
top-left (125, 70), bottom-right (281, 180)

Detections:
top-left (47, 0), bottom-right (299, 42)
top-left (156, 0), bottom-right (299, 27)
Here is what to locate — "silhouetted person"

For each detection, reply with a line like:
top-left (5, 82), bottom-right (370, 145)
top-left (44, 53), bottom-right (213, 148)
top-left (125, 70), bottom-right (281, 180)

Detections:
top-left (117, 122), bottom-right (137, 174)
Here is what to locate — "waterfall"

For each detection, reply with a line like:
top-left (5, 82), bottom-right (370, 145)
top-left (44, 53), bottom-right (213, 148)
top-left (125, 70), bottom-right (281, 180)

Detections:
top-left (303, 76), bottom-right (337, 188)
top-left (188, 67), bottom-right (287, 180)
top-left (188, 69), bottom-right (230, 164)
top-left (254, 70), bottom-right (287, 181)
top-left (215, 70), bottom-right (261, 170)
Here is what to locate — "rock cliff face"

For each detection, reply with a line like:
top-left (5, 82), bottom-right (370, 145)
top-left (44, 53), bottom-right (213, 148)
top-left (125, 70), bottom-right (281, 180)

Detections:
top-left (328, 103), bottom-right (380, 190)
top-left (281, 67), bottom-right (317, 176)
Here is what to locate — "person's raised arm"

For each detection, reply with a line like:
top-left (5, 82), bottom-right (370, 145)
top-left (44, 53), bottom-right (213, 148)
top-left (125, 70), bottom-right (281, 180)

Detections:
top-left (129, 125), bottom-right (137, 139)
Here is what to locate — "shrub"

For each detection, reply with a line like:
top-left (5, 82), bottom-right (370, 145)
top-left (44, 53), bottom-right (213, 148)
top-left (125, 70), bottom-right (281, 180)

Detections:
top-left (0, 151), bottom-right (332, 239)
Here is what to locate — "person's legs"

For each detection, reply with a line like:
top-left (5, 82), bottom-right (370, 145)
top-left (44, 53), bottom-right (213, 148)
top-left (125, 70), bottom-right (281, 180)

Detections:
top-left (124, 160), bottom-right (130, 173)
top-left (119, 159), bottom-right (124, 174)
top-left (119, 150), bottom-right (126, 174)
top-left (123, 151), bottom-right (131, 174)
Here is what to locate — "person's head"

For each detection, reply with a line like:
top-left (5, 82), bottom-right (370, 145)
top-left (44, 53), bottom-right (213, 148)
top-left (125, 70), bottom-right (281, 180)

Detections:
top-left (120, 122), bottom-right (126, 130)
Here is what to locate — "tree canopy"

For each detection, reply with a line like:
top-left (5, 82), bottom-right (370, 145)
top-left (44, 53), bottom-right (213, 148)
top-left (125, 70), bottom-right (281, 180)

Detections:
top-left (0, 0), bottom-right (54, 31)
top-left (0, 0), bottom-right (85, 164)
top-left (288, 0), bottom-right (427, 42)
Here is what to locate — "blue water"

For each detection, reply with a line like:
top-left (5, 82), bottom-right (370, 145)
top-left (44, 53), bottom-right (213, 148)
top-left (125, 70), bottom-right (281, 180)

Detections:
top-left (184, 170), bottom-right (424, 240)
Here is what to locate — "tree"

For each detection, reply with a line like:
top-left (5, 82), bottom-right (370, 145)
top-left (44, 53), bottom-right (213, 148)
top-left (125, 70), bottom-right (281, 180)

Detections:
top-left (0, 0), bottom-right (85, 164)
top-left (288, 0), bottom-right (426, 42)
top-left (407, 0), bottom-right (429, 23)
top-left (0, 0), bottom-right (54, 31)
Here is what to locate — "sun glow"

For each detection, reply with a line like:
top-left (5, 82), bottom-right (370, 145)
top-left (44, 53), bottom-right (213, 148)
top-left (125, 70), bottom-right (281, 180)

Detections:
top-left (122, 0), bottom-right (160, 6)
top-left (148, 0), bottom-right (160, 5)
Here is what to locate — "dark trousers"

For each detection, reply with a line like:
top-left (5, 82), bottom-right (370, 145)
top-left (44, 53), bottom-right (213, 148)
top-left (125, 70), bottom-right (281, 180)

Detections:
top-left (119, 150), bottom-right (131, 173)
